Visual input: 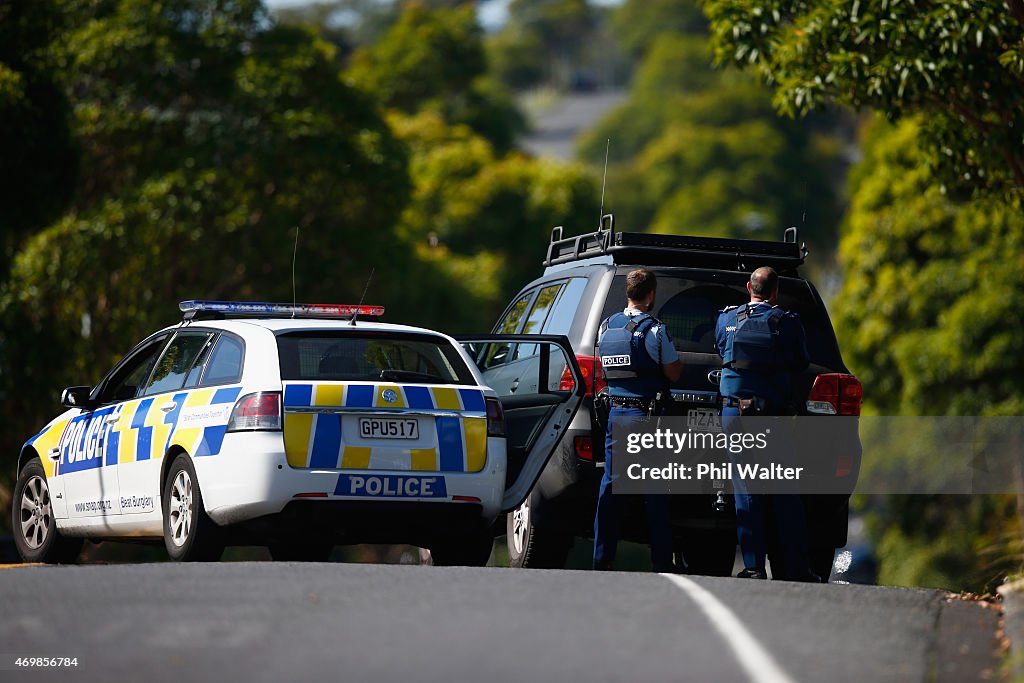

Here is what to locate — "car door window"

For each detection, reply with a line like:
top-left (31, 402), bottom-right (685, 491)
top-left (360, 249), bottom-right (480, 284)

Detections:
top-left (481, 290), bottom-right (534, 369)
top-left (144, 332), bottom-right (214, 396)
top-left (540, 277), bottom-right (586, 335)
top-left (96, 335), bottom-right (170, 404)
top-left (457, 334), bottom-right (584, 512)
top-left (514, 283), bottom-right (564, 360)
top-left (182, 335), bottom-right (216, 389)
top-left (202, 334), bottom-right (244, 385)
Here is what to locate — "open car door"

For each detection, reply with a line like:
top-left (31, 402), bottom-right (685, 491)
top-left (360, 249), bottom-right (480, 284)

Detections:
top-left (457, 335), bottom-right (584, 513)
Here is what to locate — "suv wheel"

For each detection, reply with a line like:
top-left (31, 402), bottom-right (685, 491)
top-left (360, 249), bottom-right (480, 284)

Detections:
top-left (12, 458), bottom-right (83, 564)
top-left (506, 489), bottom-right (572, 568)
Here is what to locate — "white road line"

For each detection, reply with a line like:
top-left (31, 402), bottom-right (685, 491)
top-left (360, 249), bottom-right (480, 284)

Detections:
top-left (660, 573), bottom-right (798, 683)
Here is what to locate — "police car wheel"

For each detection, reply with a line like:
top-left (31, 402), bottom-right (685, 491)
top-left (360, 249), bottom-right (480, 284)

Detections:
top-left (268, 542), bottom-right (333, 562)
top-left (162, 455), bottom-right (224, 562)
top-left (506, 489), bottom-right (572, 569)
top-left (12, 458), bottom-right (83, 564)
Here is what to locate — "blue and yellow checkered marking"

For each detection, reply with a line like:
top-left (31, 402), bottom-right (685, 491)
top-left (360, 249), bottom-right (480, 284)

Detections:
top-left (35, 385), bottom-right (244, 476)
top-left (283, 382), bottom-right (488, 473)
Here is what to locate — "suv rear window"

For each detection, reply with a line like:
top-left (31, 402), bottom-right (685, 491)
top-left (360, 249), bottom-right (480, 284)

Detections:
top-left (602, 271), bottom-right (843, 368)
top-left (277, 332), bottom-right (476, 385)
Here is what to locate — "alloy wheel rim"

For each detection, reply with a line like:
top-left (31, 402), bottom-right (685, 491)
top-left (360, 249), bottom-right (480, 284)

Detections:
top-left (168, 470), bottom-right (194, 547)
top-left (511, 495), bottom-right (531, 555)
top-left (20, 475), bottom-right (51, 550)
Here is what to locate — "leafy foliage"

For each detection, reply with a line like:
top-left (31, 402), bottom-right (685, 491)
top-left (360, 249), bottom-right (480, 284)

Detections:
top-left (703, 0), bottom-right (1024, 199)
top-left (0, 0), bottom-right (411, 457)
top-left (836, 117), bottom-right (1024, 591)
top-left (486, 0), bottom-right (601, 91)
top-left (388, 110), bottom-right (598, 322)
top-left (578, 24), bottom-right (843, 248)
top-left (609, 0), bottom-right (706, 58)
top-left (835, 117), bottom-right (1024, 417)
top-left (0, 0), bottom-right (78, 259)
top-left (346, 2), bottom-right (525, 153)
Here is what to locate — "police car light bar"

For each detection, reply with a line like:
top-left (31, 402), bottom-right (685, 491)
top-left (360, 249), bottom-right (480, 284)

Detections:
top-left (179, 300), bottom-right (385, 318)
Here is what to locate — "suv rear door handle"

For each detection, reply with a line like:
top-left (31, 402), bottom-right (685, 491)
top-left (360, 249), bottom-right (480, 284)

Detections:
top-left (159, 402), bottom-right (177, 413)
top-left (510, 379), bottom-right (519, 393)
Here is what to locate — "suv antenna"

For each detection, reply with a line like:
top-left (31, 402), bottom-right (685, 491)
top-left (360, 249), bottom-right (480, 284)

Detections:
top-left (351, 268), bottom-right (375, 326)
top-left (291, 224), bottom-right (300, 317)
top-left (599, 138), bottom-right (610, 225)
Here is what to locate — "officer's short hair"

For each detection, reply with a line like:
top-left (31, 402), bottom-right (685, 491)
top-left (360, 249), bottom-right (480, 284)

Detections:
top-left (626, 269), bottom-right (657, 301)
top-left (749, 267), bottom-right (778, 297)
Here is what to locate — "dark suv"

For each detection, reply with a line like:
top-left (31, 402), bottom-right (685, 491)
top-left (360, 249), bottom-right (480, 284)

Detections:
top-left (483, 216), bottom-right (862, 578)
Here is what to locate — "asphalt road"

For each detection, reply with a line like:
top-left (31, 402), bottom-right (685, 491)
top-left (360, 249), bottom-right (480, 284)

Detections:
top-left (521, 90), bottom-right (627, 161)
top-left (0, 563), bottom-right (1000, 683)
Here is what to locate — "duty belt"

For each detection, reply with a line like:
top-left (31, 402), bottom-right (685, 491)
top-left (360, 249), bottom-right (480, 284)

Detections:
top-left (609, 396), bottom-right (654, 409)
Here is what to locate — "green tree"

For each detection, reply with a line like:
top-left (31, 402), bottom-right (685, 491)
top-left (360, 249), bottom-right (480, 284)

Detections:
top-left (485, 24), bottom-right (545, 90)
top-left (347, 3), bottom-right (485, 111)
top-left (271, 0), bottom-right (402, 58)
top-left (836, 117), bottom-right (1024, 591)
top-left (487, 0), bottom-right (598, 90)
top-left (388, 110), bottom-right (598, 319)
top-left (347, 2), bottom-right (525, 153)
top-left (0, 0), bottom-right (78, 265)
top-left (578, 31), bottom-right (842, 248)
top-left (610, 0), bottom-right (707, 59)
top-left (835, 118), bottom-right (1024, 417)
top-left (703, 0), bottom-right (1024, 200)
top-left (0, 0), bottom-right (410, 469)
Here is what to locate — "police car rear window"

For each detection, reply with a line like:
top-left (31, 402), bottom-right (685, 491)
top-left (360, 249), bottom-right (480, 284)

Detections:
top-left (277, 332), bottom-right (476, 385)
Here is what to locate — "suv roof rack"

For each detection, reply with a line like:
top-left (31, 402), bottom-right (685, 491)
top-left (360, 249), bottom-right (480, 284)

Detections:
top-left (543, 214), bottom-right (809, 274)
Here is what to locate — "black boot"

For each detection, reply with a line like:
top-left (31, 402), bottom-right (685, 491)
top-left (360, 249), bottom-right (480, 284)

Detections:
top-left (735, 567), bottom-right (767, 579)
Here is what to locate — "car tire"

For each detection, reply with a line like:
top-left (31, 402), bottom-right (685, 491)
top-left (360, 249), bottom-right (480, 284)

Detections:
top-left (12, 458), bottom-right (83, 564)
top-left (430, 525), bottom-right (494, 567)
top-left (677, 528), bottom-right (736, 577)
top-left (506, 489), bottom-right (572, 569)
top-left (268, 542), bottom-right (333, 562)
top-left (162, 454), bottom-right (224, 562)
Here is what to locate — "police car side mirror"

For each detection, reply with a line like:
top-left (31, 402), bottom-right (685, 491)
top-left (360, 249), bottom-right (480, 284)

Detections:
top-left (61, 386), bottom-right (94, 410)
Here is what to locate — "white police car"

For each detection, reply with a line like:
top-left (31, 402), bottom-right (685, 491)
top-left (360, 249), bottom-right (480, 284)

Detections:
top-left (13, 301), bottom-right (583, 564)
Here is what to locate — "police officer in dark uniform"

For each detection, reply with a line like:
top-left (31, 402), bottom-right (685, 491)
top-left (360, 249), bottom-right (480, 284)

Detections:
top-left (594, 268), bottom-right (683, 571)
top-left (715, 266), bottom-right (816, 581)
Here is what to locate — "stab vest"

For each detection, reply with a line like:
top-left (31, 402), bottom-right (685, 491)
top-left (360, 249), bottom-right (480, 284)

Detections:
top-left (721, 304), bottom-right (787, 371)
top-left (598, 313), bottom-right (667, 399)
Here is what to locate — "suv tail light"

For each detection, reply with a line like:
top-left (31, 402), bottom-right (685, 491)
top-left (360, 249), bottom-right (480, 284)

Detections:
top-left (486, 397), bottom-right (505, 437)
top-left (806, 374), bottom-right (863, 416)
top-left (227, 392), bottom-right (282, 431)
top-left (574, 435), bottom-right (594, 461)
top-left (558, 355), bottom-right (606, 397)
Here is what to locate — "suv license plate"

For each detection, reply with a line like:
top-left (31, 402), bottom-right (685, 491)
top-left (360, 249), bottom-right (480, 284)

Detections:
top-left (687, 409), bottom-right (721, 433)
top-left (359, 417), bottom-right (419, 440)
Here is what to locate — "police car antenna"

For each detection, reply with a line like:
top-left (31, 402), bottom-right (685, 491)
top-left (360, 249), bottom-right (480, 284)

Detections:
top-left (351, 268), bottom-right (375, 326)
top-left (599, 138), bottom-right (610, 223)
